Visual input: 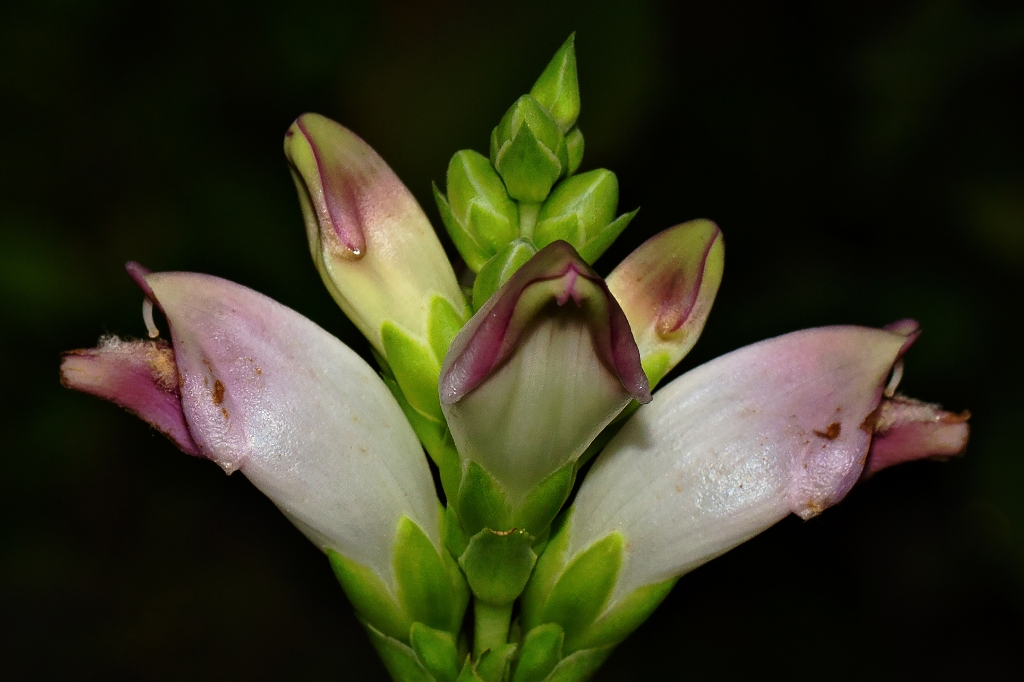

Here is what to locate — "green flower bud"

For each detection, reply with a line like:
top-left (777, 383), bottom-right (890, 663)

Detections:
top-left (490, 95), bottom-right (569, 203)
top-left (564, 126), bottom-right (584, 175)
top-left (534, 170), bottom-right (637, 264)
top-left (471, 238), bottom-right (537, 311)
top-left (434, 150), bottom-right (519, 273)
top-left (529, 33), bottom-right (580, 133)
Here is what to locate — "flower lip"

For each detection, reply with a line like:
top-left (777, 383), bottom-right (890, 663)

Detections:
top-left (439, 240), bottom-right (650, 406)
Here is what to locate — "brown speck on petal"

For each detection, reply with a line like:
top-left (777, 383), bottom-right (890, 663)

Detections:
top-left (813, 422), bottom-right (842, 440)
top-left (212, 379), bottom-right (225, 406)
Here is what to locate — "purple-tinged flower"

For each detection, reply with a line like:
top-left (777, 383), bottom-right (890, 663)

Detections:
top-left (61, 264), bottom-right (447, 601)
top-left (439, 241), bottom-right (649, 511)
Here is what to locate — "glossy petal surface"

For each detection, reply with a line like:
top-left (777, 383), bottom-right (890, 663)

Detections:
top-left (569, 325), bottom-right (915, 602)
top-left (145, 271), bottom-right (440, 584)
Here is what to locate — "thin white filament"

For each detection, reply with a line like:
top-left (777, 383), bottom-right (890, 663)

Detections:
top-left (142, 297), bottom-right (160, 339)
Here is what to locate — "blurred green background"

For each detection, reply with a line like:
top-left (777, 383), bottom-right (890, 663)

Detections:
top-left (2, 0), bottom-right (1022, 678)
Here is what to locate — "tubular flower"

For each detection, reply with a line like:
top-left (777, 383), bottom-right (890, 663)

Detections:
top-left (61, 39), bottom-right (969, 682)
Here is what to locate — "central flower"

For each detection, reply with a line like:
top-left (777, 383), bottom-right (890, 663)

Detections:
top-left (440, 240), bottom-right (649, 514)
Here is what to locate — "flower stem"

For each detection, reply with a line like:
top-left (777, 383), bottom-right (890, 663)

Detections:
top-left (474, 599), bottom-right (513, 658)
top-left (518, 202), bottom-right (540, 240)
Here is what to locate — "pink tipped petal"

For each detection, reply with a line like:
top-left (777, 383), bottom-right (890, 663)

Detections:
top-left (440, 241), bottom-right (649, 503)
top-left (441, 240), bottom-right (648, 405)
top-left (568, 324), bottom-right (925, 601)
top-left (141, 271), bottom-right (439, 582)
top-left (606, 220), bottom-right (724, 384)
top-left (60, 337), bottom-right (199, 455)
top-left (862, 396), bottom-right (970, 477)
top-left (284, 113), bottom-right (465, 353)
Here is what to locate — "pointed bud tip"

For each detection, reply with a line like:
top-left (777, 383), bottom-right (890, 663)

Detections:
top-left (284, 113), bottom-right (375, 258)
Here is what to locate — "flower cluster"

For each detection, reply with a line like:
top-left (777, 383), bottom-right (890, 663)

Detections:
top-left (61, 37), bottom-right (968, 682)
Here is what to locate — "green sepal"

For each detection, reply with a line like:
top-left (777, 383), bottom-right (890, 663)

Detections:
top-left (457, 460), bottom-right (513, 536)
top-left (520, 511), bottom-right (572, 632)
top-left (363, 620), bottom-right (436, 682)
top-left (539, 532), bottom-right (624, 642)
top-left (541, 645), bottom-right (616, 682)
top-left (529, 34), bottom-right (580, 133)
top-left (382, 373), bottom-right (461, 498)
top-left (577, 208), bottom-right (638, 265)
top-left (472, 238), bottom-right (538, 311)
top-left (534, 170), bottom-right (618, 253)
top-left (512, 624), bottom-right (564, 682)
top-left (443, 504), bottom-right (470, 559)
top-left (459, 528), bottom-right (537, 605)
top-left (568, 577), bottom-right (677, 653)
top-left (381, 321), bottom-right (444, 422)
top-left (328, 549), bottom-right (410, 642)
top-left (411, 622), bottom-right (462, 682)
top-left (394, 515), bottom-right (469, 635)
top-left (457, 659), bottom-right (486, 682)
top-left (445, 150), bottom-right (519, 264)
top-left (435, 183), bottom-right (488, 273)
top-left (640, 350), bottom-right (673, 389)
top-left (512, 461), bottom-right (575, 536)
top-left (491, 95), bottom-right (568, 203)
top-left (428, 294), bottom-right (468, 364)
top-left (564, 127), bottom-right (584, 175)
top-left (476, 643), bottom-right (518, 682)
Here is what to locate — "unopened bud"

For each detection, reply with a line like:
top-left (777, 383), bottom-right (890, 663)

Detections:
top-left (529, 34), bottom-right (580, 133)
top-left (534, 169), bottom-right (636, 264)
top-left (434, 150), bottom-right (519, 273)
top-left (490, 95), bottom-right (569, 203)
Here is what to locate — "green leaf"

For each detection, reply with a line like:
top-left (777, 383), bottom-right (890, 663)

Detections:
top-left (539, 533), bottom-right (624, 641)
top-left (394, 516), bottom-right (466, 634)
top-left (428, 294), bottom-right (468, 365)
top-left (435, 182), bottom-right (489, 273)
top-left (472, 238), bottom-right (538, 311)
top-left (328, 550), bottom-right (410, 642)
top-left (411, 622), bottom-right (461, 682)
top-left (520, 510), bottom-right (572, 632)
top-left (459, 528), bottom-right (537, 605)
top-left (456, 461), bottom-right (513, 536)
top-left (530, 34), bottom-right (580, 133)
top-left (381, 321), bottom-right (444, 421)
top-left (512, 624), bottom-right (564, 682)
top-left (568, 578), bottom-right (677, 653)
top-left (447, 150), bottom-right (519, 257)
top-left (443, 504), bottom-right (470, 559)
top-left (541, 645), bottom-right (615, 682)
top-left (363, 620), bottom-right (436, 682)
top-left (492, 96), bottom-right (567, 203)
top-left (512, 462), bottom-right (575, 536)
top-left (382, 374), bottom-right (461, 498)
top-left (564, 127), bottom-right (584, 175)
top-left (577, 208), bottom-right (638, 264)
top-left (476, 643), bottom-right (518, 682)
top-left (535, 170), bottom-right (619, 253)
top-left (457, 659), bottom-right (486, 682)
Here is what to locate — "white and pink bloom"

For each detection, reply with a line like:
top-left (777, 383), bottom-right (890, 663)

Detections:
top-left (61, 111), bottom-right (968, 680)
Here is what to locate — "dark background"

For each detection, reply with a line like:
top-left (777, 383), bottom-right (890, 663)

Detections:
top-left (2, 0), bottom-right (1022, 679)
